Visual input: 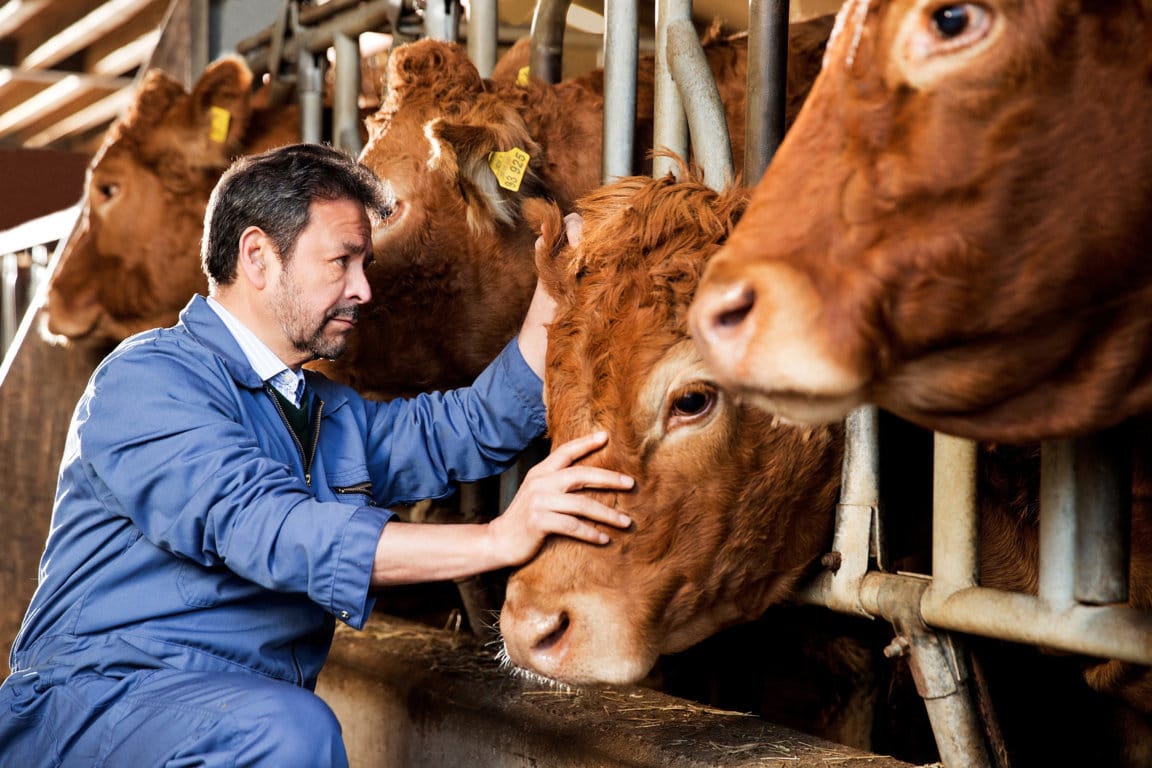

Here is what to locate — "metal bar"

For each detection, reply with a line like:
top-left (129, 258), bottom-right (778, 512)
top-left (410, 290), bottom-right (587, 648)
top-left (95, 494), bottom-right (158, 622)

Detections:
top-left (806, 516), bottom-right (1152, 666)
top-left (332, 32), bottom-right (363, 155)
top-left (601, 0), bottom-right (638, 182)
top-left (1072, 429), bottom-right (1132, 604)
top-left (812, 406), bottom-right (880, 617)
top-left (652, 0), bottom-right (688, 178)
top-left (921, 584), bottom-right (1152, 664)
top-left (901, 624), bottom-right (991, 768)
top-left (1, 252), bottom-right (18, 355)
top-left (665, 18), bottom-right (733, 190)
top-left (467, 0), bottom-right (499, 76)
top-left (744, 0), bottom-right (789, 183)
top-left (930, 434), bottom-right (980, 595)
top-left (234, 0), bottom-right (380, 53)
top-left (240, 0), bottom-right (396, 78)
top-left (423, 0), bottom-right (461, 41)
top-left (529, 0), bottom-right (569, 83)
top-left (0, 208), bottom-right (83, 387)
top-left (1039, 439), bottom-right (1078, 607)
top-left (808, 571), bottom-right (993, 768)
top-left (296, 50), bottom-right (324, 143)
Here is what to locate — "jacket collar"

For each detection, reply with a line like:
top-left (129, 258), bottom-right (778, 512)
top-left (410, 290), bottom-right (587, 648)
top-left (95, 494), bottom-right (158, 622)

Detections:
top-left (177, 295), bottom-right (351, 412)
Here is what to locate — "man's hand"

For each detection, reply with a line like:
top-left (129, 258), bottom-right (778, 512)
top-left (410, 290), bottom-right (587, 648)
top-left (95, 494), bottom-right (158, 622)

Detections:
top-left (371, 430), bottom-right (632, 586)
top-left (484, 430), bottom-right (633, 566)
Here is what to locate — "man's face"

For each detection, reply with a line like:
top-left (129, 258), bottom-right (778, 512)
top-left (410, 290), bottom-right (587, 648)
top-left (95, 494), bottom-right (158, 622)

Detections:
top-left (270, 198), bottom-right (374, 362)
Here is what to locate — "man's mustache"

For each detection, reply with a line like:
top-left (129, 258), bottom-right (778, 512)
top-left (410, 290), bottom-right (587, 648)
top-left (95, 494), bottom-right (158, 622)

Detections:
top-left (327, 306), bottom-right (360, 323)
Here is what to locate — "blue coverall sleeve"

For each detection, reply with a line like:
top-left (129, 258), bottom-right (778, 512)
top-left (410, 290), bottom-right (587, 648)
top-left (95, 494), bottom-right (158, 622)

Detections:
top-left (359, 337), bottom-right (548, 505)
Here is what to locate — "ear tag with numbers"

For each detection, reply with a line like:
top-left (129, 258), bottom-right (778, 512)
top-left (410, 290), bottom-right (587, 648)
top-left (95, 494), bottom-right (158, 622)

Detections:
top-left (488, 147), bottom-right (530, 192)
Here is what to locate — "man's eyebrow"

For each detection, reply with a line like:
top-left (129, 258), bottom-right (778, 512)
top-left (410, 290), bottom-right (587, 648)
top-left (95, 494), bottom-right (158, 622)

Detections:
top-left (341, 239), bottom-right (371, 255)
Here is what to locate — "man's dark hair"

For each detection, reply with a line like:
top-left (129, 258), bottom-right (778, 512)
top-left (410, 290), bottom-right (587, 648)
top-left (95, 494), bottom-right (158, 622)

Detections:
top-left (201, 143), bottom-right (390, 289)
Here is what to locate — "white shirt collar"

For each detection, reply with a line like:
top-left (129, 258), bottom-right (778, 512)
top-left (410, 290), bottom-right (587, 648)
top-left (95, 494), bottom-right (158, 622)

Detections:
top-left (206, 296), bottom-right (306, 406)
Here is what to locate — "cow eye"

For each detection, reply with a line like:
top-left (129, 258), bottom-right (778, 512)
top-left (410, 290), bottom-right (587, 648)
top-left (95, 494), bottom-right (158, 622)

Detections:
top-left (667, 385), bottom-right (716, 428)
top-left (930, 3), bottom-right (989, 41)
top-left (92, 182), bottom-right (119, 203)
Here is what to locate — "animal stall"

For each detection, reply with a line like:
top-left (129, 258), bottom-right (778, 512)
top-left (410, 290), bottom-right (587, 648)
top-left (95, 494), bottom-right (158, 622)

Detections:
top-left (0, 1), bottom-right (917, 768)
top-left (8, 0), bottom-right (1144, 766)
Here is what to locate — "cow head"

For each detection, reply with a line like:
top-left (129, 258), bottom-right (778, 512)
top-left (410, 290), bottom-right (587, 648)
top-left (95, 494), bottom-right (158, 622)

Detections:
top-left (689, 0), bottom-right (1152, 442)
top-left (499, 168), bottom-right (843, 685)
top-left (324, 39), bottom-right (548, 397)
top-left (42, 56), bottom-right (284, 348)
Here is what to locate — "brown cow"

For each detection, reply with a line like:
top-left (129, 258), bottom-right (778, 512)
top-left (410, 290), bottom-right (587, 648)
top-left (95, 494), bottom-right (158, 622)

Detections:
top-left (40, 24), bottom-right (835, 398)
top-left (687, 0), bottom-right (1152, 444)
top-left (328, 19), bottom-right (834, 397)
top-left (500, 168), bottom-right (1152, 766)
top-left (42, 56), bottom-right (300, 347)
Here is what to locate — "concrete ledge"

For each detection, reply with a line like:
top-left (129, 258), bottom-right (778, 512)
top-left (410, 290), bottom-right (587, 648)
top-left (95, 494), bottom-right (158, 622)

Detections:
top-left (318, 613), bottom-right (929, 768)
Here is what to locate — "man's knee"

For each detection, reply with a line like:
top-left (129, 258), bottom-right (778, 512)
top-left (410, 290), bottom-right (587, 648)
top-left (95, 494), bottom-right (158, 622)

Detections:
top-left (231, 685), bottom-right (348, 768)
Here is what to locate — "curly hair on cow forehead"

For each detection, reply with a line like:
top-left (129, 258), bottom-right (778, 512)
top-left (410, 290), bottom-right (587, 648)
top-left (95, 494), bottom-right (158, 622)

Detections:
top-left (573, 163), bottom-right (748, 282)
top-left (200, 143), bottom-right (390, 289)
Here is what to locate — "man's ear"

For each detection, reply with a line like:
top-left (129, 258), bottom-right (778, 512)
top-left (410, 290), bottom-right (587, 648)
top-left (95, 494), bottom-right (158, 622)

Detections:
top-left (237, 226), bottom-right (272, 289)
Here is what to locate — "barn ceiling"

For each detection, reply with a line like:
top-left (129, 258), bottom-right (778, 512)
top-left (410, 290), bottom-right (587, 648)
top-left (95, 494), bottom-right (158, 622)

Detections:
top-left (0, 0), bottom-right (839, 156)
top-left (0, 0), bottom-right (171, 153)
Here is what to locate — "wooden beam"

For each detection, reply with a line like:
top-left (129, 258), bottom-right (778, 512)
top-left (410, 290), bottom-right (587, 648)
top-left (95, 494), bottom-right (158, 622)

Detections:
top-left (21, 0), bottom-right (161, 70)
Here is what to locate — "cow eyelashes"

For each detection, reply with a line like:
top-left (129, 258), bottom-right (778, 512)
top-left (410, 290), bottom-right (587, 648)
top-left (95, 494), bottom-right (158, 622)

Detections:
top-left (666, 384), bottom-right (717, 429)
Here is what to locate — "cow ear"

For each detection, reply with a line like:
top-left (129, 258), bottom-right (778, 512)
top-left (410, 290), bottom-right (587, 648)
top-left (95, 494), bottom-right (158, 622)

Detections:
top-left (188, 55), bottom-right (255, 162)
top-left (524, 197), bottom-right (575, 303)
top-left (426, 116), bottom-right (543, 233)
top-left (126, 69), bottom-right (192, 130)
top-left (385, 40), bottom-right (481, 100)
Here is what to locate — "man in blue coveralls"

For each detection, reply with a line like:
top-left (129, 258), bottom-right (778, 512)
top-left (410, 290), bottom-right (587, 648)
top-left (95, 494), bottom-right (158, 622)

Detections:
top-left (0, 142), bottom-right (633, 767)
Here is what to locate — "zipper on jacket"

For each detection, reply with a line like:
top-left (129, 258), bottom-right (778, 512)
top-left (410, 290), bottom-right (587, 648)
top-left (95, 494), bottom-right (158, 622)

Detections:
top-left (267, 385), bottom-right (323, 486)
top-left (333, 481), bottom-right (373, 496)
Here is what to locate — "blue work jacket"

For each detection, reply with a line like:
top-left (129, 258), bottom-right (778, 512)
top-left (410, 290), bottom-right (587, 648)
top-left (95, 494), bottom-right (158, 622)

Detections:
top-left (8, 295), bottom-right (546, 690)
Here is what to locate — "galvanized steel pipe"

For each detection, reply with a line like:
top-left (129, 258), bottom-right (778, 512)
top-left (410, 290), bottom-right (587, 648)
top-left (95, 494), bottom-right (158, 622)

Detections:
top-left (652, 0), bottom-right (688, 178)
top-left (467, 0), bottom-right (499, 76)
top-left (744, 0), bottom-right (789, 183)
top-left (665, 18), bottom-right (732, 190)
top-left (601, 0), bottom-right (638, 182)
top-left (529, 0), bottom-right (569, 83)
top-left (332, 32), bottom-right (363, 155)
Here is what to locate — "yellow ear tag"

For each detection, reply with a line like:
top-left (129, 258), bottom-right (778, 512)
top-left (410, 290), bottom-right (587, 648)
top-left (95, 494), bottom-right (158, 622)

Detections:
top-left (488, 147), bottom-right (530, 192)
top-left (208, 106), bottom-right (231, 143)
top-left (516, 66), bottom-right (531, 86)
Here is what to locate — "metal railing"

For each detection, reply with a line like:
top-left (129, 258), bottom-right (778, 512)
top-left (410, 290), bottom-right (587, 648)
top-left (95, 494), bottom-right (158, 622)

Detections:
top-left (0, 206), bottom-right (80, 375)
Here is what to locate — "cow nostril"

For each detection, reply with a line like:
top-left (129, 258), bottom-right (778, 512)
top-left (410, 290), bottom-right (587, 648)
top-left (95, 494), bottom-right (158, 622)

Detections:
top-left (532, 611), bottom-right (571, 652)
top-left (713, 284), bottom-right (755, 330)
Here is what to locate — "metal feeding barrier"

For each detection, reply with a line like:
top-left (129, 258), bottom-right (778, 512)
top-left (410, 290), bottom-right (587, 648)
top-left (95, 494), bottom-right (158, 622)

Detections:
top-left (544, 0), bottom-right (1152, 764)
top-left (0, 206), bottom-right (80, 376)
top-left (4, 1), bottom-right (1146, 765)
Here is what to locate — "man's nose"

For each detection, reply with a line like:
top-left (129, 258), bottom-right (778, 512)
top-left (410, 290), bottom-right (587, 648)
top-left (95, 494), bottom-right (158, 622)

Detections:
top-left (349, 264), bottom-right (371, 304)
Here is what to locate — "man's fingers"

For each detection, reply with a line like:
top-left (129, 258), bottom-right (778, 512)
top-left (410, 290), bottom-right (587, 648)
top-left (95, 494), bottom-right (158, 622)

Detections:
top-left (538, 492), bottom-right (632, 530)
top-left (537, 430), bottom-right (609, 470)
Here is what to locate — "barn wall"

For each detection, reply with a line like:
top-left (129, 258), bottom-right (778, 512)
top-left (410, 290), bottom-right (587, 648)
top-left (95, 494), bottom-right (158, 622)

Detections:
top-left (0, 150), bottom-right (88, 231)
top-left (0, 327), bottom-right (102, 667)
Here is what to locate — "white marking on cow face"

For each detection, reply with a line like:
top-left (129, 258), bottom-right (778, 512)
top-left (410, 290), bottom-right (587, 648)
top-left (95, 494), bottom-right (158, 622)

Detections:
top-left (637, 341), bottom-right (722, 446)
top-left (893, 0), bottom-right (1003, 90)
